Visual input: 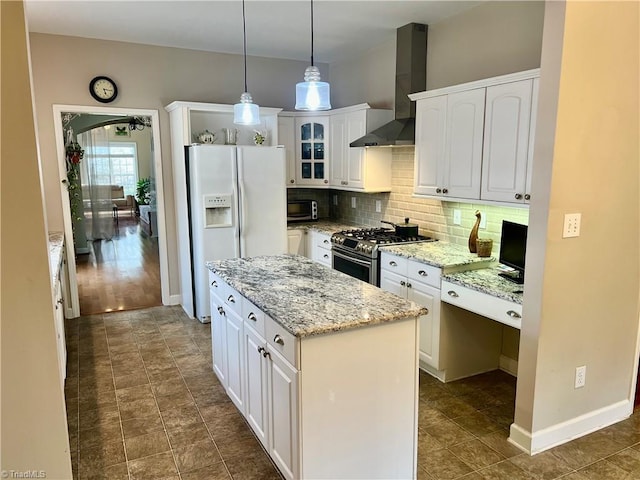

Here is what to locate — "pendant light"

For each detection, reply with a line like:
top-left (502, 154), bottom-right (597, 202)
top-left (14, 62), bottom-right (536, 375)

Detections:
top-left (295, 0), bottom-right (331, 111)
top-left (234, 0), bottom-right (260, 125)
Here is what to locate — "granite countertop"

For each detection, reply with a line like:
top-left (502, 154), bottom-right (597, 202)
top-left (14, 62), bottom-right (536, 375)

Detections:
top-left (287, 219), bottom-right (364, 235)
top-left (48, 231), bottom-right (64, 283)
top-left (442, 267), bottom-right (524, 304)
top-left (206, 254), bottom-right (427, 338)
top-left (380, 241), bottom-right (496, 271)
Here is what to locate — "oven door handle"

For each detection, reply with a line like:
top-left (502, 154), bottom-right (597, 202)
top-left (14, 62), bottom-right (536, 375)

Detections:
top-left (332, 249), bottom-right (371, 267)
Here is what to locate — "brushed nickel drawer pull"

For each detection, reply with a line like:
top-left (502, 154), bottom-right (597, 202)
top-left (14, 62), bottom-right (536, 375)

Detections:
top-left (273, 334), bottom-right (285, 346)
top-left (389, 261), bottom-right (397, 267)
top-left (447, 290), bottom-right (459, 298)
top-left (418, 270), bottom-right (427, 277)
top-left (217, 306), bottom-right (225, 315)
top-left (227, 295), bottom-right (236, 304)
top-left (506, 310), bottom-right (522, 319)
top-left (211, 280), bottom-right (218, 287)
top-left (247, 313), bottom-right (257, 322)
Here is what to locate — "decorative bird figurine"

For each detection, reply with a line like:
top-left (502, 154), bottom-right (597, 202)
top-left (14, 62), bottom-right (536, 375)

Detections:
top-left (468, 210), bottom-right (481, 253)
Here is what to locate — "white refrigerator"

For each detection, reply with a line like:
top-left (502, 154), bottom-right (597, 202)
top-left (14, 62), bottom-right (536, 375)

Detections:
top-left (179, 145), bottom-right (287, 322)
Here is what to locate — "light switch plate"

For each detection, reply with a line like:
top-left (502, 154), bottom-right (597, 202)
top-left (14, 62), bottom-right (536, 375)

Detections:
top-left (375, 200), bottom-right (382, 213)
top-left (351, 197), bottom-right (356, 209)
top-left (480, 211), bottom-right (487, 229)
top-left (563, 213), bottom-right (581, 238)
top-left (453, 210), bottom-right (461, 225)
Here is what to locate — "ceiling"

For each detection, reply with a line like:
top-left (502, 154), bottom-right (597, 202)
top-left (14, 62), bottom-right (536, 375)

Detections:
top-left (25, 1), bottom-right (481, 64)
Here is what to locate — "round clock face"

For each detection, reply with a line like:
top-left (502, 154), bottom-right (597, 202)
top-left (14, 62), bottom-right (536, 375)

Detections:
top-left (89, 76), bottom-right (118, 103)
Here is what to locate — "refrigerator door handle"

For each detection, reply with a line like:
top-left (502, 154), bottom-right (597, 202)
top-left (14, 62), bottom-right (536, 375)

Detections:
top-left (237, 149), bottom-right (246, 257)
top-left (231, 153), bottom-right (241, 258)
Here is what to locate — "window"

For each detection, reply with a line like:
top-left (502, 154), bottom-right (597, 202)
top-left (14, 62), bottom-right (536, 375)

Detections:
top-left (86, 142), bottom-right (138, 196)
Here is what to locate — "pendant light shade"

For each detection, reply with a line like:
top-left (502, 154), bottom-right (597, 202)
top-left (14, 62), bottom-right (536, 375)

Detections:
top-left (295, 0), bottom-right (331, 111)
top-left (234, 0), bottom-right (260, 125)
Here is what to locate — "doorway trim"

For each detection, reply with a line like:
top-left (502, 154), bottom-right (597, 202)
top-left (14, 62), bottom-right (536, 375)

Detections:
top-left (53, 104), bottom-right (170, 318)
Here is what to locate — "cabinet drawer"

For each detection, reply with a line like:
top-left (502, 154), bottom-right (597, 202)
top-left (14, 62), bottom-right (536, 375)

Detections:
top-left (265, 316), bottom-right (298, 368)
top-left (441, 280), bottom-right (522, 329)
top-left (242, 297), bottom-right (266, 337)
top-left (380, 252), bottom-right (408, 276)
top-left (224, 287), bottom-right (241, 312)
top-left (407, 260), bottom-right (441, 289)
top-left (209, 271), bottom-right (225, 303)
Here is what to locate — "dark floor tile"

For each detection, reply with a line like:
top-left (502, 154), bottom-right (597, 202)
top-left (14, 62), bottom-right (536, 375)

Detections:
top-left (78, 461), bottom-right (129, 480)
top-left (173, 438), bottom-right (222, 473)
top-left (421, 447), bottom-right (473, 480)
top-left (476, 459), bottom-right (535, 480)
top-left (508, 451), bottom-right (574, 480)
top-left (78, 439), bottom-right (125, 472)
top-left (576, 458), bottom-right (635, 479)
top-left (79, 423), bottom-right (123, 451)
top-left (151, 377), bottom-right (187, 397)
top-left (121, 412), bottom-right (165, 438)
top-left (216, 435), bottom-right (263, 459)
top-left (180, 462), bottom-right (231, 480)
top-left (224, 455), bottom-right (283, 480)
top-left (166, 421), bottom-right (212, 448)
top-left (430, 396), bottom-right (480, 419)
top-left (108, 342), bottom-right (139, 355)
top-left (79, 404), bottom-right (120, 431)
top-left (451, 410), bottom-right (503, 437)
top-left (161, 403), bottom-right (202, 430)
top-left (124, 429), bottom-right (171, 460)
top-left (78, 389), bottom-right (118, 412)
top-left (479, 430), bottom-right (524, 459)
top-left (118, 397), bottom-right (159, 420)
top-left (606, 446), bottom-right (640, 474)
top-left (550, 429), bottom-right (630, 470)
top-left (198, 401), bottom-right (239, 422)
top-left (114, 371), bottom-right (149, 390)
top-left (115, 384), bottom-right (154, 403)
top-left (128, 451), bottom-right (178, 480)
top-left (155, 390), bottom-right (195, 411)
top-left (422, 418), bottom-right (475, 448)
top-left (448, 439), bottom-right (504, 470)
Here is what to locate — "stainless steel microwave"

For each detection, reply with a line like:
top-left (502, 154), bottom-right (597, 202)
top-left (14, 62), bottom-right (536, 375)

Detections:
top-left (287, 200), bottom-right (318, 222)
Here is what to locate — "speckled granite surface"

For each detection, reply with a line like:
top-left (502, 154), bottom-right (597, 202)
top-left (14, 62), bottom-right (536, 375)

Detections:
top-left (287, 219), bottom-right (365, 235)
top-left (442, 267), bottom-right (524, 304)
top-left (206, 254), bottom-right (427, 337)
top-left (48, 231), bottom-right (64, 283)
top-left (380, 242), bottom-right (496, 271)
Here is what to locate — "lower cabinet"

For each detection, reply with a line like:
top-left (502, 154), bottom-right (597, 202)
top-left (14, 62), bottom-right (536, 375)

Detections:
top-left (208, 270), bottom-right (418, 479)
top-left (380, 252), bottom-right (442, 371)
top-left (309, 230), bottom-right (332, 267)
top-left (53, 270), bottom-right (67, 386)
top-left (287, 228), bottom-right (307, 256)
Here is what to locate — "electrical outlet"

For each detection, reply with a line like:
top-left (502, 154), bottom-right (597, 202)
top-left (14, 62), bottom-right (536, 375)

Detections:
top-left (575, 365), bottom-right (586, 388)
top-left (453, 209), bottom-right (461, 225)
top-left (375, 200), bottom-right (382, 213)
top-left (351, 197), bottom-right (357, 209)
top-left (563, 213), bottom-right (581, 238)
top-left (333, 194), bottom-right (338, 206)
top-left (480, 211), bottom-right (487, 229)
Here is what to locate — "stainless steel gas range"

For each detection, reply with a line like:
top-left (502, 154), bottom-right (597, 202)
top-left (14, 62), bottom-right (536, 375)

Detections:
top-left (331, 227), bottom-right (437, 286)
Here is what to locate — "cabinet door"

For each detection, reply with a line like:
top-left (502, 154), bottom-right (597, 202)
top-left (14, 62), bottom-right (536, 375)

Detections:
top-left (268, 349), bottom-right (299, 480)
top-left (379, 268), bottom-right (408, 298)
top-left (310, 231), bottom-right (332, 267)
top-left (210, 296), bottom-right (227, 387)
top-left (444, 88), bottom-right (485, 199)
top-left (329, 113), bottom-right (346, 186)
top-left (225, 307), bottom-right (245, 413)
top-left (525, 78), bottom-right (539, 203)
top-left (54, 277), bottom-right (66, 385)
top-left (278, 116), bottom-right (296, 186)
top-left (480, 79), bottom-right (533, 203)
top-left (244, 324), bottom-right (269, 448)
top-left (408, 281), bottom-right (441, 369)
top-left (287, 229), bottom-right (306, 256)
top-left (414, 95), bottom-right (447, 196)
top-left (295, 117), bottom-right (329, 186)
top-left (345, 111), bottom-right (367, 188)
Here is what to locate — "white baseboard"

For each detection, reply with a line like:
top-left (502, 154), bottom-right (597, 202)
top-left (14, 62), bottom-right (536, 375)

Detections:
top-left (509, 399), bottom-right (633, 455)
top-left (165, 294), bottom-right (181, 306)
top-left (499, 355), bottom-right (518, 377)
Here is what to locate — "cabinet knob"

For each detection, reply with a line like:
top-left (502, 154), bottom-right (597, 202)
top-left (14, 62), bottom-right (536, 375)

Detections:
top-left (273, 334), bottom-right (285, 346)
top-left (263, 350), bottom-right (271, 359)
top-left (323, 239), bottom-right (329, 244)
top-left (217, 306), bottom-right (225, 315)
top-left (400, 280), bottom-right (406, 286)
top-left (257, 346), bottom-right (265, 354)
top-left (447, 290), bottom-right (459, 298)
top-left (515, 193), bottom-right (523, 200)
top-left (323, 254), bottom-right (329, 259)
top-left (57, 298), bottom-right (64, 305)
top-left (418, 270), bottom-right (427, 277)
top-left (442, 188), bottom-right (448, 194)
top-left (247, 312), bottom-right (257, 322)
top-left (227, 295), bottom-right (235, 304)
top-left (211, 280), bottom-right (217, 287)
top-left (524, 194), bottom-right (531, 201)
top-left (290, 179), bottom-right (295, 184)
top-left (506, 310), bottom-right (522, 319)
top-left (324, 180), bottom-right (328, 184)
top-left (389, 261), bottom-right (397, 267)
top-left (436, 188), bottom-right (442, 194)
top-left (407, 283), bottom-right (412, 289)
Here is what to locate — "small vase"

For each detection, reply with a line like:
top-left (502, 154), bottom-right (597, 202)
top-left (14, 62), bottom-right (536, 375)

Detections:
top-left (468, 210), bottom-right (481, 253)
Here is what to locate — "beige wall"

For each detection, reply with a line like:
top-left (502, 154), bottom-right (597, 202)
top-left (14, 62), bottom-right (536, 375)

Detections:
top-left (28, 34), bottom-right (316, 297)
top-left (515, 0), bottom-right (639, 447)
top-left (1, 2), bottom-right (72, 476)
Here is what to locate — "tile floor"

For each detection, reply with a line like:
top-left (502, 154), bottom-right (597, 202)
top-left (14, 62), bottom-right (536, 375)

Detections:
top-left (65, 306), bottom-right (640, 480)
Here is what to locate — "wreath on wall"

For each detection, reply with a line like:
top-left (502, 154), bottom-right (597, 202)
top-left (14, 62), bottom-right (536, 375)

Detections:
top-left (65, 141), bottom-right (84, 222)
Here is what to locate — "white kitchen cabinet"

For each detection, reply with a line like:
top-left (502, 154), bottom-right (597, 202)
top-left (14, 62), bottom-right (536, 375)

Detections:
top-left (209, 269), bottom-right (418, 479)
top-left (330, 105), bottom-right (393, 192)
top-left (411, 69), bottom-right (540, 205)
top-left (295, 116), bottom-right (329, 187)
top-left (209, 273), bottom-right (227, 387)
top-left (414, 89), bottom-right (485, 199)
top-left (53, 268), bottom-right (66, 386)
top-left (480, 79), bottom-right (534, 203)
top-left (525, 78), bottom-right (539, 204)
top-left (223, 289), bottom-right (245, 413)
top-left (278, 115), bottom-right (296, 187)
top-left (309, 230), bottom-right (332, 267)
top-left (287, 228), bottom-right (307, 256)
top-left (379, 252), bottom-right (442, 370)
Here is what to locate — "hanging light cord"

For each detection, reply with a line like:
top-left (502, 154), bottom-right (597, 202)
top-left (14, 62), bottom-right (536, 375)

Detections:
top-left (310, 0), bottom-right (315, 66)
top-left (242, 0), bottom-right (248, 93)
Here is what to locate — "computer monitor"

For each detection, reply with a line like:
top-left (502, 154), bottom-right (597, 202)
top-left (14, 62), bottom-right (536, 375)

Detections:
top-left (498, 220), bottom-right (528, 284)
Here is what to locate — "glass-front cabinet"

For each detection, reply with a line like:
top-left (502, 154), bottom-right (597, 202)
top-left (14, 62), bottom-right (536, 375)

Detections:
top-left (295, 117), bottom-right (329, 186)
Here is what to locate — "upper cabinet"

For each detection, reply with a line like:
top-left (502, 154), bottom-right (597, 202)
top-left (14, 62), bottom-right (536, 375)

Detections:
top-left (410, 69), bottom-right (540, 205)
top-left (279, 104), bottom-right (393, 191)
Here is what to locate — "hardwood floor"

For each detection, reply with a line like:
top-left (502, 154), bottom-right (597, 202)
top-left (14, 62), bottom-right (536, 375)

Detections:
top-left (75, 215), bottom-right (162, 315)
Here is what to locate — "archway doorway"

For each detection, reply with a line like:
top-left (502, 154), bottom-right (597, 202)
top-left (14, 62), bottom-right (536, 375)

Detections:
top-left (53, 105), bottom-right (170, 318)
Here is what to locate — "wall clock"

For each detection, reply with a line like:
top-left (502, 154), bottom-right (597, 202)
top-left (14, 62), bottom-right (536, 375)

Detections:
top-left (89, 76), bottom-right (118, 103)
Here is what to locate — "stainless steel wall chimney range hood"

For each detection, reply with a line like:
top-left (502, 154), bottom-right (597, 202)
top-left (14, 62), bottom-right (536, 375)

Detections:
top-left (350, 23), bottom-right (427, 147)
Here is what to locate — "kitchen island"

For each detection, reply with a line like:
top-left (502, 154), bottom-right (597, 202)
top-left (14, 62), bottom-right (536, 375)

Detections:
top-left (206, 254), bottom-right (425, 479)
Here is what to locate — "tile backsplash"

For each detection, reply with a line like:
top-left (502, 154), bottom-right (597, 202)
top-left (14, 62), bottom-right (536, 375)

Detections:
top-left (288, 147), bottom-right (529, 253)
